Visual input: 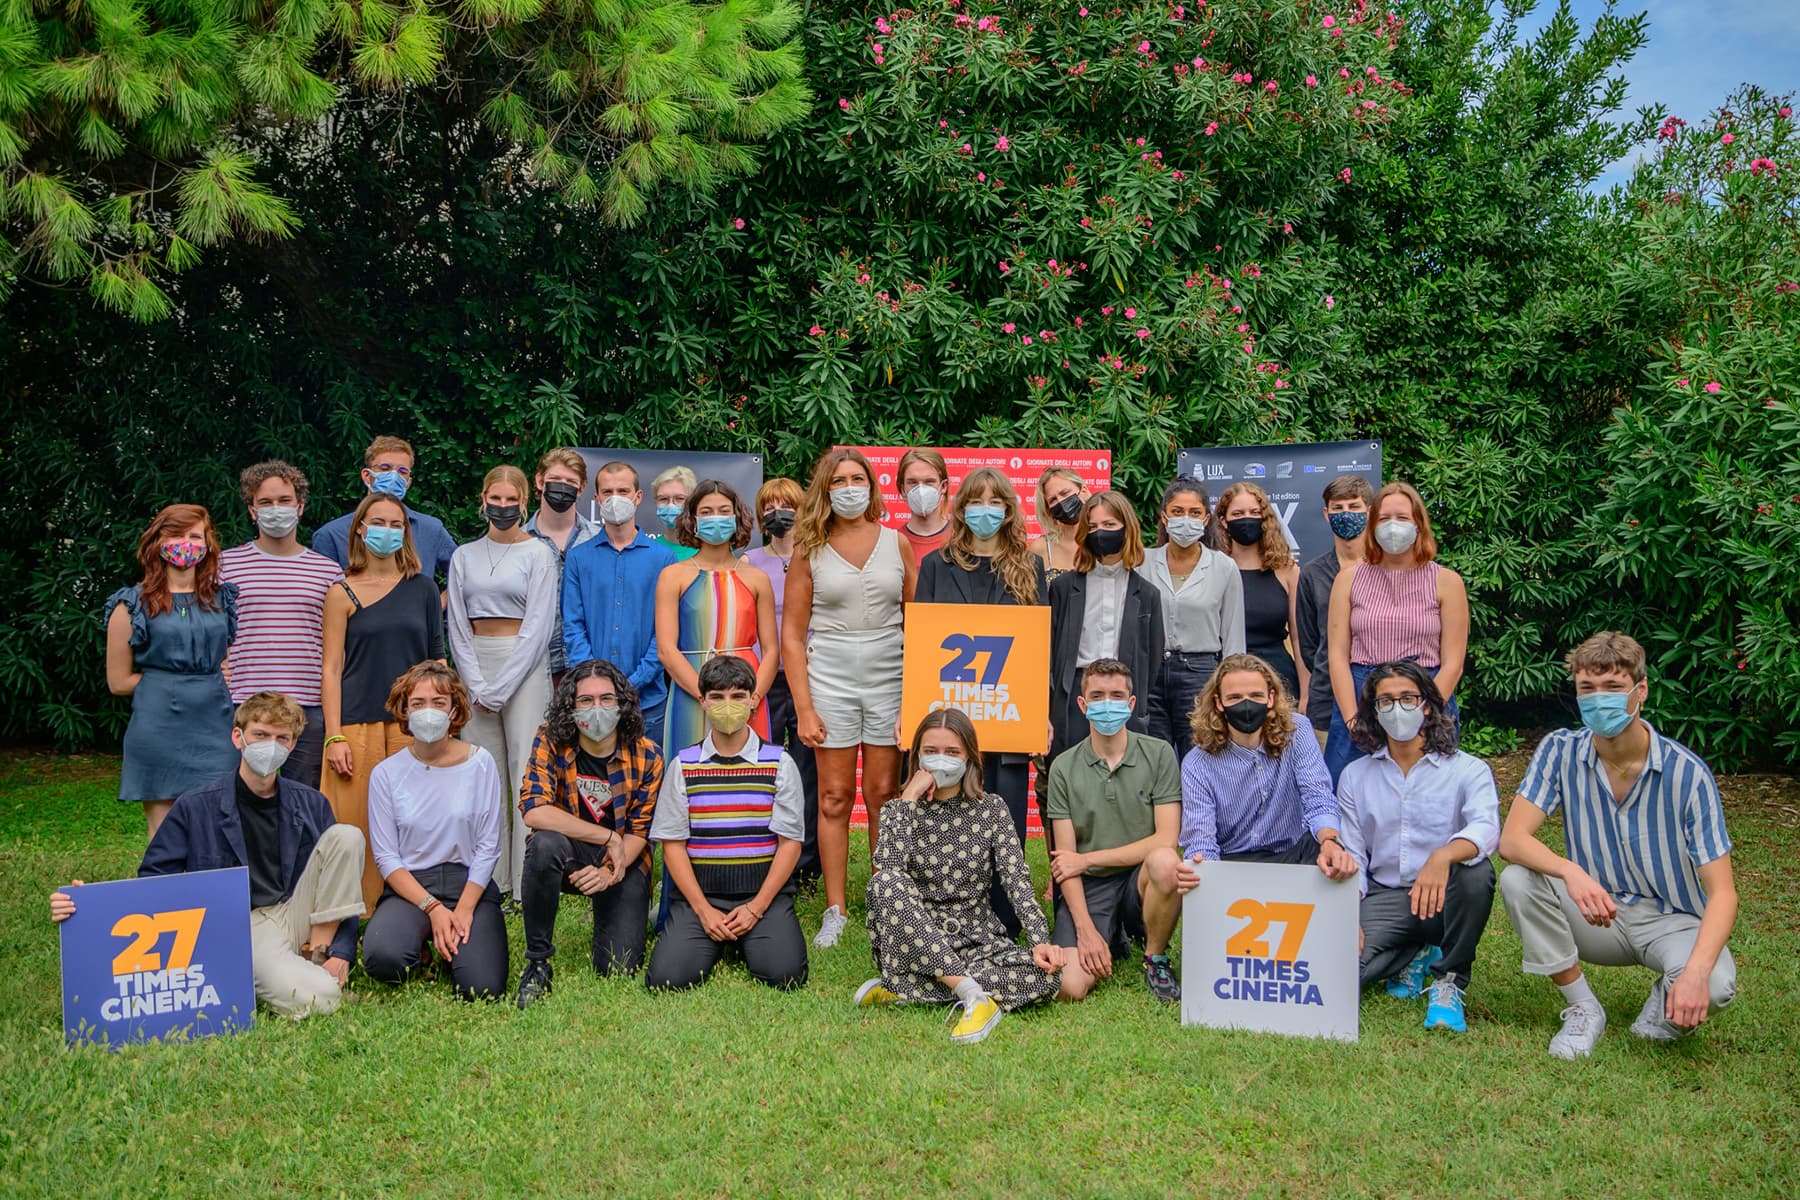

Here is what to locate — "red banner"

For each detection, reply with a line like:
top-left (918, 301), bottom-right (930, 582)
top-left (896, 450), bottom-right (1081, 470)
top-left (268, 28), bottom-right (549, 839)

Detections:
top-left (843, 447), bottom-right (1113, 541)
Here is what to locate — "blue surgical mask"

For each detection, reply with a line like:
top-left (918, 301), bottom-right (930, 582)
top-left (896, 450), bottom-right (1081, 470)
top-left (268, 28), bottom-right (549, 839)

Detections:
top-left (696, 516), bottom-right (737, 545)
top-left (369, 470), bottom-right (409, 501)
top-left (964, 505), bottom-right (1006, 539)
top-left (1578, 688), bottom-right (1639, 739)
top-left (1084, 699), bottom-right (1132, 735)
top-left (1328, 510), bottom-right (1368, 541)
top-left (363, 526), bottom-right (406, 557)
top-left (656, 504), bottom-right (683, 527)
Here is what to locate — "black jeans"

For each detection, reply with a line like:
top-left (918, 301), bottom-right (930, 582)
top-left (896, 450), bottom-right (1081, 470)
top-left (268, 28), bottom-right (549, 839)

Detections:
top-left (280, 704), bottom-right (327, 790)
top-left (521, 829), bottom-right (652, 974)
top-left (984, 754), bottom-right (1032, 938)
top-left (1146, 651), bottom-right (1218, 762)
top-left (764, 671), bottom-right (820, 878)
top-left (1359, 859), bottom-right (1496, 990)
top-left (362, 862), bottom-right (509, 1001)
top-left (644, 891), bottom-right (808, 991)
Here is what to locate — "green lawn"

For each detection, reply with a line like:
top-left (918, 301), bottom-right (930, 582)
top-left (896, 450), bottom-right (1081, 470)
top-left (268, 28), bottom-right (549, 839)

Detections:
top-left (2, 749), bottom-right (1796, 1198)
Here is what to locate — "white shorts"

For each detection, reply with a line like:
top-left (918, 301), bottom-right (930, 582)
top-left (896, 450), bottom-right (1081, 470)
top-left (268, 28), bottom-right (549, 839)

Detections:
top-left (807, 627), bottom-right (904, 748)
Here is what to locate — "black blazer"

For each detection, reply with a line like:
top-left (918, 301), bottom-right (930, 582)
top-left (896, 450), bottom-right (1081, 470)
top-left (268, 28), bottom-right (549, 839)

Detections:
top-left (1048, 568), bottom-right (1165, 758)
top-left (915, 549), bottom-right (1049, 606)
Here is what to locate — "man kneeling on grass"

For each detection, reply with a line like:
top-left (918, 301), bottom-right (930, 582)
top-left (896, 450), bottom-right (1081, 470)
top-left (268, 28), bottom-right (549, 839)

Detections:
top-left (1498, 631), bottom-right (1737, 1060)
top-left (644, 655), bottom-right (808, 992)
top-left (49, 692), bottom-right (366, 1019)
top-left (1045, 658), bottom-right (1186, 1004)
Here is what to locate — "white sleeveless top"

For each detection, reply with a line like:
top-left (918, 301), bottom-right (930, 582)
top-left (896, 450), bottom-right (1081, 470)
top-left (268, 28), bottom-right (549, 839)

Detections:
top-left (809, 525), bottom-right (905, 634)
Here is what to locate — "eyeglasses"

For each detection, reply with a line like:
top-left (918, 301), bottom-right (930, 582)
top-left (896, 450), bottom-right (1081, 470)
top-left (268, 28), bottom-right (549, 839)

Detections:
top-left (372, 462), bottom-right (413, 477)
top-left (1374, 694), bottom-right (1425, 713)
top-left (574, 696), bottom-right (619, 710)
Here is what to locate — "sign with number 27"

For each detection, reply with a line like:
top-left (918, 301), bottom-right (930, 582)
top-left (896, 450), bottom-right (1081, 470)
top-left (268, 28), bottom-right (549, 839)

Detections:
top-left (900, 603), bottom-right (1051, 754)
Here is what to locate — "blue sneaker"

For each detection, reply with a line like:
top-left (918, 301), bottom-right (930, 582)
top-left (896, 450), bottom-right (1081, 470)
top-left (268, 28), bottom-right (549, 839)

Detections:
top-left (1423, 978), bottom-right (1467, 1033)
top-left (1385, 945), bottom-right (1444, 999)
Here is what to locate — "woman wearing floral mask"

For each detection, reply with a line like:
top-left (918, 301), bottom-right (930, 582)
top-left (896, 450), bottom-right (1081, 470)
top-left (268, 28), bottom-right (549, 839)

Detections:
top-left (856, 709), bottom-right (1061, 1045)
top-left (1324, 481), bottom-right (1469, 787)
top-left (897, 447), bottom-right (953, 562)
top-left (106, 504), bottom-right (239, 839)
top-left (915, 467), bottom-right (1047, 936)
top-left (1029, 467), bottom-right (1091, 583)
top-left (1138, 479), bottom-right (1245, 760)
top-left (322, 492), bottom-right (446, 913)
top-left (363, 661), bottom-right (509, 1002)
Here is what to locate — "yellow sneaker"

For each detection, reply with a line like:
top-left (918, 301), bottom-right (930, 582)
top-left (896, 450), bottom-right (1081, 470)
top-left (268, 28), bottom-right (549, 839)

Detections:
top-left (855, 978), bottom-right (898, 1008)
top-left (949, 992), bottom-right (1002, 1044)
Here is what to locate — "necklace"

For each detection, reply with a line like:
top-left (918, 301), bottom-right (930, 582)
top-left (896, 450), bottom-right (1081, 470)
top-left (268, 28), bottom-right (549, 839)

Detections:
top-left (484, 537), bottom-right (519, 576)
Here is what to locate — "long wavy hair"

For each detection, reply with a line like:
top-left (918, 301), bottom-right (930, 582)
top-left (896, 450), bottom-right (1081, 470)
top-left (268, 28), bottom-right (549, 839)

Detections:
top-left (1190, 653), bottom-right (1297, 756)
top-left (1351, 660), bottom-right (1460, 755)
top-left (794, 447), bottom-right (884, 554)
top-left (943, 467), bottom-right (1040, 605)
top-left (908, 707), bottom-right (986, 801)
top-left (135, 504), bottom-right (223, 618)
top-left (545, 659), bottom-right (645, 750)
top-left (1211, 481), bottom-right (1294, 570)
top-left (345, 493), bottom-right (421, 578)
top-left (1153, 477), bottom-right (1211, 548)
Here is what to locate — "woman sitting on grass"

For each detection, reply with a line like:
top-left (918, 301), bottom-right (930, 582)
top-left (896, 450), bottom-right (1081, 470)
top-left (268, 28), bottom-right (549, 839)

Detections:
top-left (855, 709), bottom-right (1060, 1045)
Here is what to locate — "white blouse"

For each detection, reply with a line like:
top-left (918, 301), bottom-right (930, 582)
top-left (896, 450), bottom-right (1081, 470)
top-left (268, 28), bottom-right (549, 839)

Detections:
top-left (368, 745), bottom-right (502, 888)
top-left (1138, 545), bottom-right (1246, 655)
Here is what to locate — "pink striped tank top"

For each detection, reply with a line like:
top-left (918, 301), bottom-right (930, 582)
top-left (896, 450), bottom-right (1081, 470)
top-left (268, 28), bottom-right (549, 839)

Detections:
top-left (1348, 561), bottom-right (1443, 667)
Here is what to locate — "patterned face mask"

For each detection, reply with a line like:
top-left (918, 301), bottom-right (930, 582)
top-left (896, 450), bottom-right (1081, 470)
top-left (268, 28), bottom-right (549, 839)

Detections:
top-left (159, 539), bottom-right (207, 568)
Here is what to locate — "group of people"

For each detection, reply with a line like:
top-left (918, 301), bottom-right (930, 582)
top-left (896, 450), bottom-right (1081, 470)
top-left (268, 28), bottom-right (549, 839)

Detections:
top-left (53, 438), bottom-right (1738, 1056)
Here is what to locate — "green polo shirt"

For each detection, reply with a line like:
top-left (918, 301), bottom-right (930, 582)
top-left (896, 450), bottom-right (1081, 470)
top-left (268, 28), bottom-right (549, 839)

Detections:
top-left (1045, 731), bottom-right (1182, 876)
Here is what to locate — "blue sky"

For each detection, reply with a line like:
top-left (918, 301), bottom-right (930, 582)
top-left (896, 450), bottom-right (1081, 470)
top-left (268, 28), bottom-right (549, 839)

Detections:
top-left (1516, 0), bottom-right (1800, 189)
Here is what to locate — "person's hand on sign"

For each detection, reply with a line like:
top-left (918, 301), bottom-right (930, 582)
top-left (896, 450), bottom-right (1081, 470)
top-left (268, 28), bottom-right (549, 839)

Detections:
top-left (48, 880), bottom-right (84, 922)
top-left (1031, 943), bottom-right (1061, 974)
top-left (1409, 847), bottom-right (1454, 920)
top-left (1315, 834), bottom-right (1359, 881)
top-left (1563, 864), bottom-right (1617, 928)
top-left (1048, 848), bottom-right (1089, 883)
top-left (322, 956), bottom-right (351, 986)
top-left (428, 902), bottom-right (461, 960)
top-left (1075, 920), bottom-right (1113, 979)
top-left (1174, 857), bottom-right (1201, 896)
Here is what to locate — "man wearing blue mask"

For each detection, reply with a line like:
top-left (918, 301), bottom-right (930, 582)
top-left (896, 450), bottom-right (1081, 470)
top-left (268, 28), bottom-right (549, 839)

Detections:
top-left (1044, 658), bottom-right (1185, 1004)
top-left (1293, 474), bottom-right (1374, 751)
top-left (1498, 632), bottom-right (1738, 1059)
top-left (311, 436), bottom-right (458, 581)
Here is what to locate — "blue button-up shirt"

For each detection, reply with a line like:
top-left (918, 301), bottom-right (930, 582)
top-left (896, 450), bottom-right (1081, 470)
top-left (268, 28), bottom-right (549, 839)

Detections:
top-left (561, 529), bottom-right (675, 712)
top-left (1179, 716), bottom-right (1339, 861)
top-left (1516, 723), bottom-right (1731, 917)
top-left (1337, 747), bottom-right (1500, 897)
top-left (312, 504), bottom-right (458, 581)
top-left (525, 510), bottom-right (601, 673)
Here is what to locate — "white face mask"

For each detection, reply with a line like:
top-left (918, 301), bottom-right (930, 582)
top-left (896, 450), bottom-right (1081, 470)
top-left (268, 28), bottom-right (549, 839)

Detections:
top-left (1164, 516), bottom-right (1207, 548)
top-left (829, 486), bottom-right (870, 519)
top-left (1376, 704), bottom-right (1426, 743)
top-left (408, 708), bottom-right (451, 744)
top-left (241, 739), bottom-right (289, 778)
top-left (597, 494), bottom-right (638, 526)
top-left (1374, 519), bottom-right (1419, 554)
top-left (905, 483), bottom-right (942, 518)
top-left (254, 506), bottom-right (300, 538)
top-left (575, 705), bottom-right (621, 741)
top-left (920, 753), bottom-right (967, 790)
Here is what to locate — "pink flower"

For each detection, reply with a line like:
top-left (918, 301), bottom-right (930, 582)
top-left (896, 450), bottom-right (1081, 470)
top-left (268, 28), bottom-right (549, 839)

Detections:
top-left (1676, 378), bottom-right (1689, 388)
top-left (1750, 158), bottom-right (1778, 175)
top-left (808, 324), bottom-right (824, 336)
top-left (960, 143), bottom-right (972, 154)
top-left (1138, 40), bottom-right (1151, 53)
top-left (1048, 259), bottom-right (1058, 268)
top-left (996, 135), bottom-right (1011, 152)
top-left (998, 261), bottom-right (1011, 275)
top-left (876, 16), bottom-right (890, 32)
top-left (1135, 328), bottom-right (1150, 339)
top-left (1283, 222), bottom-right (1293, 234)
top-left (1720, 132), bottom-right (1735, 145)
top-left (1101, 305), bottom-right (1115, 315)
top-left (1080, 216), bottom-right (1092, 227)
top-left (856, 273), bottom-right (871, 284)
top-left (1338, 67), bottom-right (1350, 78)
top-left (733, 218), bottom-right (746, 230)
top-left (1125, 307), bottom-right (1137, 318)
top-left (873, 43), bottom-right (883, 54)
top-left (1237, 323), bottom-right (1248, 332)
top-left (838, 98), bottom-right (850, 110)
top-left (1022, 336), bottom-right (1034, 345)
top-left (939, 120), bottom-right (948, 128)
top-left (1074, 317), bottom-right (1084, 327)
top-left (1264, 80), bottom-right (1278, 93)
top-left (1002, 322), bottom-right (1016, 333)
top-left (1321, 14), bottom-right (1335, 27)
top-left (1339, 167), bottom-right (1352, 182)
top-left (1782, 106), bottom-right (1794, 118)
top-left (977, 172), bottom-right (987, 181)
top-left (1135, 137), bottom-right (1146, 146)
top-left (1204, 122), bottom-right (1218, 136)
top-left (1704, 381), bottom-right (1721, 393)
top-left (1324, 295), bottom-right (1334, 309)
top-left (1305, 75), bottom-right (1317, 87)
top-left (1078, 5), bottom-right (1087, 14)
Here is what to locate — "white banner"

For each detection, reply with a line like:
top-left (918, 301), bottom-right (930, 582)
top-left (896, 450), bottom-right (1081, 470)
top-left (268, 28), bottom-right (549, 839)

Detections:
top-left (1181, 862), bottom-right (1360, 1042)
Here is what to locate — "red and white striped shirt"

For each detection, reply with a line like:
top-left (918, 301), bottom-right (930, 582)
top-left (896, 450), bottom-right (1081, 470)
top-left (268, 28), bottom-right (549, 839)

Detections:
top-left (1348, 561), bottom-right (1443, 667)
top-left (219, 542), bottom-right (344, 704)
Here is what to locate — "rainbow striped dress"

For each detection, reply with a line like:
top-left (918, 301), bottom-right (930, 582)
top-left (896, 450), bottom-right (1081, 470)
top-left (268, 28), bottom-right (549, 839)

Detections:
top-left (677, 742), bottom-right (786, 896)
top-left (665, 567), bottom-right (772, 753)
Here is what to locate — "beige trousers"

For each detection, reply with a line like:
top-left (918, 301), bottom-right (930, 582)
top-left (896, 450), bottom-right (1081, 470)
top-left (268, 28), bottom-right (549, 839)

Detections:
top-left (248, 824), bottom-right (367, 1019)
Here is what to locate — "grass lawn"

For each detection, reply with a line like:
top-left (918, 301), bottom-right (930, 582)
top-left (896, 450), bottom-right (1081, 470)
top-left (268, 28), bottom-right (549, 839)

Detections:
top-left (2, 748), bottom-right (1797, 1199)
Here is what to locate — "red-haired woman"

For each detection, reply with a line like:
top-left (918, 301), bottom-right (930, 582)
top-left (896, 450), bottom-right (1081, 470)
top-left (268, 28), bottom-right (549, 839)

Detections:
top-left (106, 504), bottom-right (239, 839)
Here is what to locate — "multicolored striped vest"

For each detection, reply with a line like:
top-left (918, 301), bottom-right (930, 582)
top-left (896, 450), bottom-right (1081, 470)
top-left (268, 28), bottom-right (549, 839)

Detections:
top-left (678, 741), bottom-right (784, 896)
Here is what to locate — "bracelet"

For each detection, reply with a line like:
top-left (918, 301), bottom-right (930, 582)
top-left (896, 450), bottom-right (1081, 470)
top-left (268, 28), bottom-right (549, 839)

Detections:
top-left (324, 735), bottom-right (348, 747)
top-left (418, 896), bottom-right (441, 914)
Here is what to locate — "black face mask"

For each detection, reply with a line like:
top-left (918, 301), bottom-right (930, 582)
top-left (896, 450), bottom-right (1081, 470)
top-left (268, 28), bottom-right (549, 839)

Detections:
top-left (1221, 698), bottom-right (1270, 734)
top-left (542, 482), bottom-right (579, 513)
top-left (486, 503), bottom-right (523, 531)
top-left (762, 509), bottom-right (796, 538)
top-left (1084, 527), bottom-right (1127, 559)
top-left (1049, 494), bottom-right (1084, 526)
top-left (1225, 517), bottom-right (1265, 546)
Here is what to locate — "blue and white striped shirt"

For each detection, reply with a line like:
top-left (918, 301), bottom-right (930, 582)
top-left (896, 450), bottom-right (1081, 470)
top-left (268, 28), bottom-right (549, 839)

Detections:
top-left (1179, 716), bottom-right (1340, 862)
top-left (1516, 723), bottom-right (1731, 918)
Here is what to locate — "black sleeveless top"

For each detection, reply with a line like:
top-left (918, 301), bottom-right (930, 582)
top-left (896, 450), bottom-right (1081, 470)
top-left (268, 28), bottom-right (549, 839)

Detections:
top-left (341, 573), bottom-right (445, 724)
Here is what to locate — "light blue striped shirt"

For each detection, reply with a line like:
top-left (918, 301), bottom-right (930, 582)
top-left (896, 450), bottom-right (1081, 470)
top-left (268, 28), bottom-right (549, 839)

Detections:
top-left (1179, 716), bottom-right (1339, 862)
top-left (1338, 748), bottom-right (1500, 898)
top-left (1516, 724), bottom-right (1731, 918)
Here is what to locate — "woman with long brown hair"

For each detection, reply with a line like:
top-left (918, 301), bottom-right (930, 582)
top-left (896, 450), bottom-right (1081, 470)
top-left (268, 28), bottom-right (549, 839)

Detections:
top-left (106, 504), bottom-right (238, 838)
top-left (1029, 467), bottom-right (1091, 583)
top-left (781, 447), bottom-right (917, 948)
top-left (1212, 482), bottom-right (1302, 705)
top-left (915, 467), bottom-right (1048, 935)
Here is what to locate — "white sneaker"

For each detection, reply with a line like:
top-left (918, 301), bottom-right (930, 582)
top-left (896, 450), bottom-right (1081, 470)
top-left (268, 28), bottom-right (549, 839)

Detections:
top-left (1630, 979), bottom-right (1685, 1041)
top-left (814, 904), bottom-right (849, 948)
top-left (1548, 1000), bottom-right (1607, 1059)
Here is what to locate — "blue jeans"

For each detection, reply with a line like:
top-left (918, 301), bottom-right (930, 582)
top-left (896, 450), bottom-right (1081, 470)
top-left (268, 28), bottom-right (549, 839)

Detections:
top-left (1146, 651), bottom-right (1219, 762)
top-left (1324, 662), bottom-right (1460, 787)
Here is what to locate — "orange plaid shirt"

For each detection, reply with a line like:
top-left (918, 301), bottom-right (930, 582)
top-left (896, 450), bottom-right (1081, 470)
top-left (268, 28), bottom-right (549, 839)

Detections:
top-left (518, 726), bottom-right (663, 874)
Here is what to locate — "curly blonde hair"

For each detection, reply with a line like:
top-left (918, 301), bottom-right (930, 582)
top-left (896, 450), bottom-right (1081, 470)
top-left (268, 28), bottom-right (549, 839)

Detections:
top-left (1190, 653), bottom-right (1298, 756)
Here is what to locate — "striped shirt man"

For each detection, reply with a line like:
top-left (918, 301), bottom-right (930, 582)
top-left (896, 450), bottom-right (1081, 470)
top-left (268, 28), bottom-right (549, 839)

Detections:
top-left (1515, 723), bottom-right (1731, 917)
top-left (1178, 717), bottom-right (1339, 862)
top-left (218, 543), bottom-right (344, 704)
